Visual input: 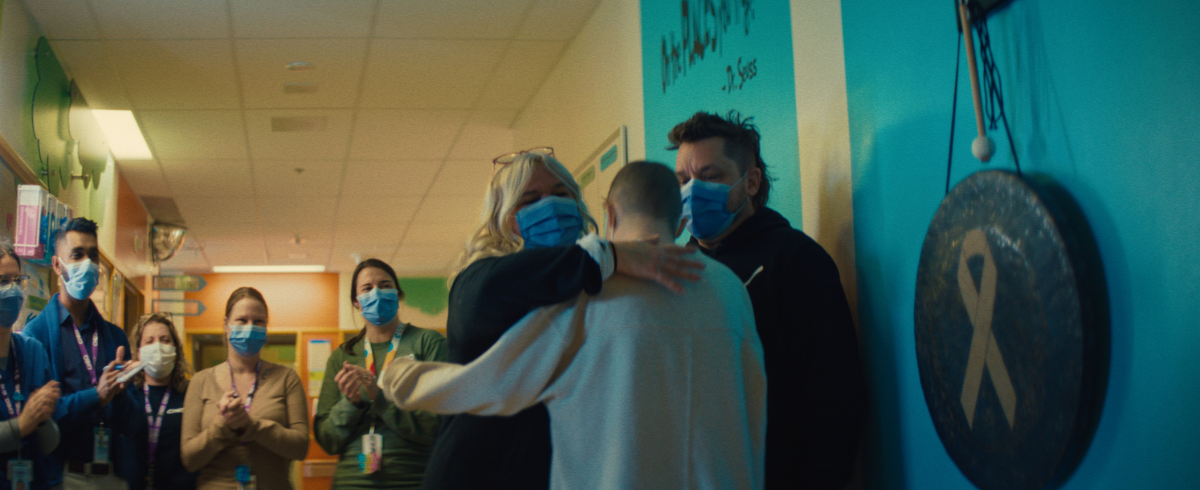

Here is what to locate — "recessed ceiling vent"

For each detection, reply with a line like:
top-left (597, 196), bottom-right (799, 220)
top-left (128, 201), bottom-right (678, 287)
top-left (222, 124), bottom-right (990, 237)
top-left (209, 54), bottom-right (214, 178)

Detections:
top-left (271, 116), bottom-right (327, 132)
top-left (283, 82), bottom-right (317, 94)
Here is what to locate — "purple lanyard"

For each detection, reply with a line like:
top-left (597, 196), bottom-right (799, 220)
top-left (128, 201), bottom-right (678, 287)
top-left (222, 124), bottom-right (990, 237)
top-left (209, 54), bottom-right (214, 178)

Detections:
top-left (0, 344), bottom-right (22, 418)
top-left (143, 385), bottom-right (171, 463)
top-left (227, 360), bottom-right (261, 410)
top-left (72, 325), bottom-right (100, 385)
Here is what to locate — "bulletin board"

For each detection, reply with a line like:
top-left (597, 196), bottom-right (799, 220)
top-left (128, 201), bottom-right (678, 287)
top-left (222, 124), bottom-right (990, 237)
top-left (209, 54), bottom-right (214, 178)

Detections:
top-left (572, 126), bottom-right (628, 236)
top-left (640, 0), bottom-right (804, 226)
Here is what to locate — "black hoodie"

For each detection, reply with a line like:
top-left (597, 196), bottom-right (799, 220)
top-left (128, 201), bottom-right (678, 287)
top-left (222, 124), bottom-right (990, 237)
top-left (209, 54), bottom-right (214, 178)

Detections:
top-left (694, 207), bottom-right (866, 490)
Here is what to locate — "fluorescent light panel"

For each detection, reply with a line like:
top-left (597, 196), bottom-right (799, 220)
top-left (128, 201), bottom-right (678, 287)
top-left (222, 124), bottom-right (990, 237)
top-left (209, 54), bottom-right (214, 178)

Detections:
top-left (92, 110), bottom-right (153, 160)
top-left (212, 265), bottom-right (326, 273)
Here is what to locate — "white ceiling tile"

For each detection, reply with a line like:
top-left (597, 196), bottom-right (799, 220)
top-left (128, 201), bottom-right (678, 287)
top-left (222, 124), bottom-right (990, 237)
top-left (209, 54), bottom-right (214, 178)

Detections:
top-left (51, 41), bottom-right (131, 109)
top-left (235, 39), bottom-right (368, 109)
top-left (161, 159), bottom-right (254, 197)
top-left (116, 159), bottom-right (171, 197)
top-left (229, 0), bottom-right (376, 38)
top-left (426, 161), bottom-right (493, 197)
top-left (254, 160), bottom-right (343, 198)
top-left (334, 222), bottom-right (407, 248)
top-left (22, 0), bottom-right (101, 40)
top-left (261, 221), bottom-right (334, 242)
top-left (185, 220), bottom-right (261, 240)
top-left (446, 110), bottom-right (516, 160)
top-left (475, 40), bottom-right (566, 110)
top-left (157, 247), bottom-right (211, 272)
top-left (244, 109), bottom-right (353, 160)
top-left (392, 245), bottom-right (460, 272)
top-left (410, 196), bottom-right (480, 224)
top-left (257, 197), bottom-right (337, 224)
top-left (108, 40), bottom-right (239, 109)
top-left (340, 160), bottom-right (440, 197)
top-left (203, 249), bottom-right (268, 267)
top-left (360, 40), bottom-right (507, 109)
top-left (267, 244), bottom-right (331, 264)
top-left (348, 110), bottom-right (468, 160)
top-left (401, 222), bottom-right (477, 247)
top-left (515, 0), bottom-right (602, 41)
top-left (375, 0), bottom-right (532, 39)
top-left (174, 197), bottom-right (259, 225)
top-left (138, 110), bottom-right (248, 159)
top-left (335, 197), bottom-right (422, 224)
top-left (90, 0), bottom-right (229, 39)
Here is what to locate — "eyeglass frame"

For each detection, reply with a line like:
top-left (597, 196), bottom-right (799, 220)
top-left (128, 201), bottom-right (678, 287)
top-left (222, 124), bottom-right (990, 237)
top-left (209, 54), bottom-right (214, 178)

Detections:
top-left (492, 146), bottom-right (554, 166)
top-left (0, 274), bottom-right (30, 289)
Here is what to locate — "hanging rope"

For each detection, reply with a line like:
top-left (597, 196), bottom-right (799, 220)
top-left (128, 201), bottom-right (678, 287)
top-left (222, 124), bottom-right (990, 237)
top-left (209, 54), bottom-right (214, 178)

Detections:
top-left (946, 33), bottom-right (962, 196)
top-left (970, 1), bottom-right (1022, 177)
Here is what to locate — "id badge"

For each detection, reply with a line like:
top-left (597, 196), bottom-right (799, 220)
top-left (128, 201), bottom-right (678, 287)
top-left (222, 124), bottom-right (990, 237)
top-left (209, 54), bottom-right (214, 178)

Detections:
top-left (8, 459), bottom-right (32, 488)
top-left (93, 426), bottom-right (110, 464)
top-left (358, 429), bottom-right (383, 474)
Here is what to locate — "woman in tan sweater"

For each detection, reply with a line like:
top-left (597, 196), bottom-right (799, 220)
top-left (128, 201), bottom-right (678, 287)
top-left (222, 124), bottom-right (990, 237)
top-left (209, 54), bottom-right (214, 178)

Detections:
top-left (181, 287), bottom-right (309, 489)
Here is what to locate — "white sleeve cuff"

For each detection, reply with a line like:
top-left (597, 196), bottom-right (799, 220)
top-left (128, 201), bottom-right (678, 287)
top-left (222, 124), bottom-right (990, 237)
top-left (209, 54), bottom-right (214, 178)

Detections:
top-left (576, 233), bottom-right (615, 281)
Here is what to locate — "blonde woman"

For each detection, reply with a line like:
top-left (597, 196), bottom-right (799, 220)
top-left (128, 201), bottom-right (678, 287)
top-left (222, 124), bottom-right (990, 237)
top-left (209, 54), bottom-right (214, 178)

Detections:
top-left (181, 288), bottom-right (308, 490)
top-left (124, 313), bottom-right (196, 490)
top-left (414, 148), bottom-right (704, 490)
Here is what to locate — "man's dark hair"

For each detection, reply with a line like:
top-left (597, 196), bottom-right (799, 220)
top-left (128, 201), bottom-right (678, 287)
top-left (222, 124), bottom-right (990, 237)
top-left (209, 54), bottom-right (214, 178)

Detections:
top-left (54, 217), bottom-right (99, 250)
top-left (608, 161), bottom-right (683, 230)
top-left (667, 111), bottom-right (771, 210)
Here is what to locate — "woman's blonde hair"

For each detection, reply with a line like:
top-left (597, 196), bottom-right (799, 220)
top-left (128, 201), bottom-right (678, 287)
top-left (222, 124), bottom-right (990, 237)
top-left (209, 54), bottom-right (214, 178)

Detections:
top-left (451, 152), bottom-right (596, 277)
top-left (128, 312), bottom-right (192, 392)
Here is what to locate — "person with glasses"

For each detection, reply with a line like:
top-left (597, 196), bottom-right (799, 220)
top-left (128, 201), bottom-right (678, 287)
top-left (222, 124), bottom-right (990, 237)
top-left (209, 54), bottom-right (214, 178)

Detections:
top-left (120, 313), bottom-right (196, 490)
top-left (0, 240), bottom-right (62, 489)
top-left (23, 218), bottom-right (142, 490)
top-left (180, 287), bottom-right (308, 490)
top-left (313, 258), bottom-right (446, 489)
top-left (411, 148), bottom-right (706, 490)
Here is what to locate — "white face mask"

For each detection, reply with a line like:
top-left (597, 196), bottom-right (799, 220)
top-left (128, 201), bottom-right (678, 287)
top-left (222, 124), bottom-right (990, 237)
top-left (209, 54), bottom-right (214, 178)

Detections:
top-left (139, 342), bottom-right (177, 379)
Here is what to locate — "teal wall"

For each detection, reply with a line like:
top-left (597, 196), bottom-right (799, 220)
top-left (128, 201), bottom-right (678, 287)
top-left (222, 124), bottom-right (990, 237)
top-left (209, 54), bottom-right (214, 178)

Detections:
top-left (842, 0), bottom-right (1199, 488)
top-left (641, 0), bottom-right (803, 226)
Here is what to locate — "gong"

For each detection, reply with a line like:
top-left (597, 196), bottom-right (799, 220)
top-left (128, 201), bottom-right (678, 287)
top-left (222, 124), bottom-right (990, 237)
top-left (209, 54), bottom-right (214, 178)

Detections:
top-left (914, 170), bottom-right (1104, 490)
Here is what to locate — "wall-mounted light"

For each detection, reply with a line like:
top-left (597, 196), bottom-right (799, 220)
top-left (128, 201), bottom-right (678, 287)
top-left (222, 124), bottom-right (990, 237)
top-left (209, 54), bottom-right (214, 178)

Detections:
top-left (213, 265), bottom-right (326, 273)
top-left (285, 61), bottom-right (314, 71)
top-left (91, 110), bottom-right (152, 160)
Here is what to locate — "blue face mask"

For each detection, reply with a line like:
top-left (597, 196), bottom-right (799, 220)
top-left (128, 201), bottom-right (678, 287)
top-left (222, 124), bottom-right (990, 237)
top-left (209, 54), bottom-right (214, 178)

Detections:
top-left (516, 196), bottom-right (584, 249)
top-left (228, 324), bottom-right (268, 357)
top-left (0, 287), bottom-right (24, 329)
top-left (681, 173), bottom-right (749, 241)
top-left (358, 288), bottom-right (400, 326)
top-left (61, 258), bottom-right (100, 301)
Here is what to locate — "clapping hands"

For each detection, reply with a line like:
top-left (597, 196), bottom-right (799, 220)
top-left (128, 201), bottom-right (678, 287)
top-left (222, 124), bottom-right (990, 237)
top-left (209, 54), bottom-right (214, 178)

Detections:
top-left (335, 362), bottom-right (378, 405)
top-left (16, 380), bottom-right (60, 437)
top-left (216, 390), bottom-right (251, 432)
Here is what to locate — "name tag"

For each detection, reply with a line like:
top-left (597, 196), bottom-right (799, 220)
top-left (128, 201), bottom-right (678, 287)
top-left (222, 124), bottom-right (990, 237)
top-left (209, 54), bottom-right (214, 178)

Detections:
top-left (167, 408), bottom-right (185, 414)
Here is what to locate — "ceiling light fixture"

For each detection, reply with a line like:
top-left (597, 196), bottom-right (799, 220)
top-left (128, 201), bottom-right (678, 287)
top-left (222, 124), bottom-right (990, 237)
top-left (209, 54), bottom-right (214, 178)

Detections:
top-left (285, 61), bottom-right (314, 71)
top-left (213, 265), bottom-right (326, 273)
top-left (91, 110), bottom-right (152, 160)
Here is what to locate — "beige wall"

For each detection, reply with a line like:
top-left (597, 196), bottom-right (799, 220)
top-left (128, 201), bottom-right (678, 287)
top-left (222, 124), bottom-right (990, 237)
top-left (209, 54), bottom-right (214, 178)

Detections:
top-left (513, 0), bottom-right (645, 165)
top-left (792, 0), bottom-right (858, 319)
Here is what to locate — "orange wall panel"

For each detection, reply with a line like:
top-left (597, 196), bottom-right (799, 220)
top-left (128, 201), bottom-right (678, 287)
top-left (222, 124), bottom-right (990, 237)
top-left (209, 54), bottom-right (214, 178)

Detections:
top-left (183, 273), bottom-right (339, 330)
top-left (113, 172), bottom-right (152, 283)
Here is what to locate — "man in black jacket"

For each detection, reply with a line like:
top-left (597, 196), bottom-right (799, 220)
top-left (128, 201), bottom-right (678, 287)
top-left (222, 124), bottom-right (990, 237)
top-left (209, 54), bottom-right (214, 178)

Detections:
top-left (669, 111), bottom-right (866, 489)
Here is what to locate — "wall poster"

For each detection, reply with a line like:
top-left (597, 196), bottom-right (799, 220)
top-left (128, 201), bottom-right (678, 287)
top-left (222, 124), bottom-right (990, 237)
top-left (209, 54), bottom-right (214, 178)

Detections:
top-left (641, 0), bottom-right (803, 226)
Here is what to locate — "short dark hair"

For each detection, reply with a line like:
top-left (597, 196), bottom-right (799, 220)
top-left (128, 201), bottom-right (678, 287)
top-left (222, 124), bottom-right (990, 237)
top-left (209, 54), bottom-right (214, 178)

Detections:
top-left (608, 161), bottom-right (683, 230)
top-left (667, 111), bottom-right (771, 210)
top-left (342, 258), bottom-right (406, 355)
top-left (54, 217), bottom-right (99, 250)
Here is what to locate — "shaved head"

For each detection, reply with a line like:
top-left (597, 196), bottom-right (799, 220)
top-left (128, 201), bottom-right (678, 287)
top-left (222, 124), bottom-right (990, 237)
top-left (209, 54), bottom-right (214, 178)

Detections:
top-left (607, 161), bottom-right (683, 229)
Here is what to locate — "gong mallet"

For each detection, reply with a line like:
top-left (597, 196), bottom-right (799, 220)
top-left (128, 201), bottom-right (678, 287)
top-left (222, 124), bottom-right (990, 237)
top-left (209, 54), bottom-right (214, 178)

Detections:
top-left (957, 0), bottom-right (995, 162)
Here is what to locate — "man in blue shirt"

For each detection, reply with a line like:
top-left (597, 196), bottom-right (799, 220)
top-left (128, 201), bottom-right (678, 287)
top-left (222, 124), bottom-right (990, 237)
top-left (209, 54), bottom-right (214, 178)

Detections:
top-left (23, 218), bottom-right (141, 490)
